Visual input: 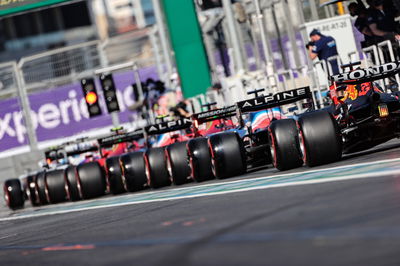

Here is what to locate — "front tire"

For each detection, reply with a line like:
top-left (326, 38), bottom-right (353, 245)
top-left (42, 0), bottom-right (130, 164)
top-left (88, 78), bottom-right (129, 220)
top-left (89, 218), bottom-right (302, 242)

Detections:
top-left (208, 132), bottom-right (246, 179)
top-left (269, 119), bottom-right (303, 171)
top-left (298, 111), bottom-right (342, 167)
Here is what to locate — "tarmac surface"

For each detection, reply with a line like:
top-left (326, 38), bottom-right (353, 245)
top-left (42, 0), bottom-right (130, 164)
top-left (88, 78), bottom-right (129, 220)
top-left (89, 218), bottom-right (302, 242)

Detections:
top-left (1, 140), bottom-right (400, 265)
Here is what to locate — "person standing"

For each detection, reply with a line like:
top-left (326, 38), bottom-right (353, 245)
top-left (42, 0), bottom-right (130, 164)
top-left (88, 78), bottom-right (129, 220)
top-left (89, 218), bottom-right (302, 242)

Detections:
top-left (349, 2), bottom-right (376, 48)
top-left (306, 29), bottom-right (340, 76)
top-left (366, 0), bottom-right (400, 51)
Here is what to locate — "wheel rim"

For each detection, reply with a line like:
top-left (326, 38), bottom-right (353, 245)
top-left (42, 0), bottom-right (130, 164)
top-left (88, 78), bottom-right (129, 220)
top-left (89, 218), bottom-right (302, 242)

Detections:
top-left (76, 173), bottom-right (84, 200)
top-left (64, 172), bottom-right (71, 201)
top-left (165, 151), bottom-right (173, 183)
top-left (188, 154), bottom-right (196, 181)
top-left (3, 185), bottom-right (10, 206)
top-left (298, 130), bottom-right (306, 163)
top-left (268, 130), bottom-right (277, 168)
top-left (119, 161), bottom-right (129, 191)
top-left (210, 157), bottom-right (217, 178)
top-left (144, 155), bottom-right (151, 187)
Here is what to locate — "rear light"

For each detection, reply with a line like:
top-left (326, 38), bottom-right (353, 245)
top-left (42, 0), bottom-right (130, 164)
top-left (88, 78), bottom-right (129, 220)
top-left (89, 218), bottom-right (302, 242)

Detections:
top-left (378, 103), bottom-right (389, 117)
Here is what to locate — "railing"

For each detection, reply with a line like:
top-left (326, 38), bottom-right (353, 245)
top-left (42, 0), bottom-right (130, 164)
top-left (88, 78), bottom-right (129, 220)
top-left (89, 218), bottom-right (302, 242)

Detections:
top-left (17, 41), bottom-right (105, 92)
top-left (0, 61), bottom-right (19, 98)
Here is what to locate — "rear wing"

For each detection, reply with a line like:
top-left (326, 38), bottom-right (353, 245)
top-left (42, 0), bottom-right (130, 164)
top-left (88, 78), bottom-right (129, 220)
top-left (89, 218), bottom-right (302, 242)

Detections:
top-left (145, 118), bottom-right (192, 136)
top-left (192, 105), bottom-right (237, 124)
top-left (97, 129), bottom-right (144, 147)
top-left (331, 61), bottom-right (400, 85)
top-left (45, 144), bottom-right (98, 161)
top-left (237, 86), bottom-right (312, 113)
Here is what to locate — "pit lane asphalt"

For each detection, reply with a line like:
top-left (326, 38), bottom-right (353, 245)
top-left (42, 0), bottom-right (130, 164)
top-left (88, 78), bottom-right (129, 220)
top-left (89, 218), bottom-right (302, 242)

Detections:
top-left (1, 140), bottom-right (400, 265)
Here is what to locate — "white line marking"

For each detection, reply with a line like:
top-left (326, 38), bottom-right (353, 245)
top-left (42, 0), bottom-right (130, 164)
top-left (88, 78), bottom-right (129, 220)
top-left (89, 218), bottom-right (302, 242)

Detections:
top-left (1, 160), bottom-right (399, 222)
top-left (0, 234), bottom-right (17, 240)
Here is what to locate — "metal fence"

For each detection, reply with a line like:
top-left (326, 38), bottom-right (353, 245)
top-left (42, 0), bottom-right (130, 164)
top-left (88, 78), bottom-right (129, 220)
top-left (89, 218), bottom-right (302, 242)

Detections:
top-left (18, 41), bottom-right (105, 92)
top-left (0, 29), bottom-right (162, 153)
top-left (0, 61), bottom-right (19, 98)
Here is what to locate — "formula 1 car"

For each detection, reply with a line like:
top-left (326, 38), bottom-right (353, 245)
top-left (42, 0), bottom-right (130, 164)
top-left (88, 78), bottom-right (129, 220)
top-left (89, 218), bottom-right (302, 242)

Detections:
top-left (3, 138), bottom-right (101, 210)
top-left (295, 61), bottom-right (400, 167)
top-left (186, 104), bottom-right (238, 182)
top-left (119, 117), bottom-right (193, 191)
top-left (3, 128), bottom-right (143, 209)
top-left (206, 86), bottom-right (314, 177)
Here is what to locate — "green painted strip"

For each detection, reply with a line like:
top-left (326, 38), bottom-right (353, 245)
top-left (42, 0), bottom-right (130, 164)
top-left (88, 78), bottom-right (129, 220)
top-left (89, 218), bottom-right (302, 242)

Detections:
top-left (0, 0), bottom-right (72, 16)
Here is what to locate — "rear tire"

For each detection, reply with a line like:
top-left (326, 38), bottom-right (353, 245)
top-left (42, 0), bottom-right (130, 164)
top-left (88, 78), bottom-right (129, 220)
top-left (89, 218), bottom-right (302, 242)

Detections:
top-left (76, 162), bottom-right (106, 199)
top-left (269, 119), bottom-right (303, 171)
top-left (105, 157), bottom-right (126, 195)
top-left (165, 141), bottom-right (192, 185)
top-left (208, 132), bottom-right (246, 179)
top-left (187, 137), bottom-right (214, 182)
top-left (3, 179), bottom-right (24, 210)
top-left (45, 169), bottom-right (67, 204)
top-left (120, 151), bottom-right (148, 192)
top-left (65, 165), bottom-right (81, 201)
top-left (25, 173), bottom-right (40, 206)
top-left (298, 111), bottom-right (342, 167)
top-left (144, 147), bottom-right (171, 189)
top-left (36, 171), bottom-right (48, 205)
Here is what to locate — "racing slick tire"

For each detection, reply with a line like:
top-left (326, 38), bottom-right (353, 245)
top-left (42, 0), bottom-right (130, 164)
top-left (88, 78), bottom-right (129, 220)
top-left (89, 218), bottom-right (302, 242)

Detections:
top-left (144, 147), bottom-right (171, 189)
top-left (269, 119), bottom-right (303, 171)
top-left (45, 169), bottom-right (67, 204)
top-left (36, 171), bottom-right (49, 205)
top-left (65, 165), bottom-right (81, 201)
top-left (76, 162), bottom-right (106, 199)
top-left (208, 132), bottom-right (246, 179)
top-left (298, 110), bottom-right (342, 167)
top-left (105, 157), bottom-right (126, 195)
top-left (25, 174), bottom-right (40, 206)
top-left (120, 151), bottom-right (148, 192)
top-left (187, 137), bottom-right (214, 182)
top-left (165, 141), bottom-right (192, 185)
top-left (3, 179), bottom-right (24, 210)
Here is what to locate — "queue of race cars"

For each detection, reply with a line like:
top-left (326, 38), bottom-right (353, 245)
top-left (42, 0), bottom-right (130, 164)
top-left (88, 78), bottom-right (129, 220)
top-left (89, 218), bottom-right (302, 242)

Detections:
top-left (4, 61), bottom-right (400, 210)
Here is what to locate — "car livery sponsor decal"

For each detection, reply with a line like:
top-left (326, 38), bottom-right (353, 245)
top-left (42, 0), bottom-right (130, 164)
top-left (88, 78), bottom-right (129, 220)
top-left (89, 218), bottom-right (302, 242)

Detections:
top-left (145, 118), bottom-right (192, 135)
top-left (237, 87), bottom-right (311, 112)
top-left (331, 61), bottom-right (400, 83)
top-left (251, 109), bottom-right (285, 131)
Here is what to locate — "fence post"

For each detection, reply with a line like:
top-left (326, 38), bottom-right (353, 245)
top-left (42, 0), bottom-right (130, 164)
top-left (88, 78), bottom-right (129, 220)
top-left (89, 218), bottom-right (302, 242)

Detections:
top-left (149, 27), bottom-right (164, 82)
top-left (14, 62), bottom-right (38, 151)
top-left (98, 41), bottom-right (109, 68)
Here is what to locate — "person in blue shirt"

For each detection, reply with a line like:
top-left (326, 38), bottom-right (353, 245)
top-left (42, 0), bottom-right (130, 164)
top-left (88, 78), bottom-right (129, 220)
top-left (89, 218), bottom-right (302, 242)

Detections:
top-left (306, 29), bottom-right (340, 75)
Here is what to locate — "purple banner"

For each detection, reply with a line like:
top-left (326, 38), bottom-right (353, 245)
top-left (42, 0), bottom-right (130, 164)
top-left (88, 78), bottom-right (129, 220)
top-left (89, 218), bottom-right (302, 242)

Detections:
top-left (0, 66), bottom-right (159, 152)
top-left (0, 97), bottom-right (28, 151)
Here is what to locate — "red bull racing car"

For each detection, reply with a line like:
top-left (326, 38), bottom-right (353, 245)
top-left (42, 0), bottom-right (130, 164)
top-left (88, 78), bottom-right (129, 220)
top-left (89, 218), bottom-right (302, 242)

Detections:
top-left (295, 61), bottom-right (400, 167)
